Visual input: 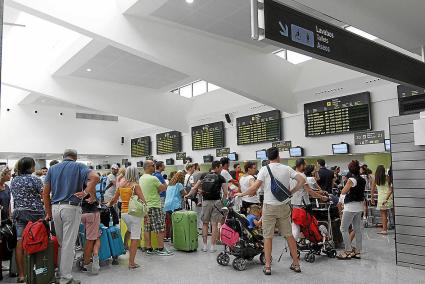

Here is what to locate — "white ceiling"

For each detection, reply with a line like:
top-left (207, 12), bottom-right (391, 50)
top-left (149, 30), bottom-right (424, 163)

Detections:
top-left (149, 0), bottom-right (268, 48)
top-left (71, 45), bottom-right (189, 89)
top-left (29, 95), bottom-right (94, 111)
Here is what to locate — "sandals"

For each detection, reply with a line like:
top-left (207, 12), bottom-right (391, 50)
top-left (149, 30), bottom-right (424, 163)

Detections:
top-left (351, 248), bottom-right (361, 259)
top-left (290, 263), bottom-right (301, 273)
top-left (263, 266), bottom-right (271, 275)
top-left (336, 251), bottom-right (352, 260)
top-left (128, 263), bottom-right (140, 270)
top-left (17, 277), bottom-right (25, 283)
top-left (377, 231), bottom-right (388, 235)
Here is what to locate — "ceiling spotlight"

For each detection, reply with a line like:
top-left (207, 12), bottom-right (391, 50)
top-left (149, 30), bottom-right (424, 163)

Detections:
top-left (59, 112), bottom-right (63, 116)
top-left (34, 110), bottom-right (38, 114)
top-left (86, 68), bottom-right (92, 72)
top-left (186, 0), bottom-right (194, 3)
top-left (6, 108), bottom-right (10, 112)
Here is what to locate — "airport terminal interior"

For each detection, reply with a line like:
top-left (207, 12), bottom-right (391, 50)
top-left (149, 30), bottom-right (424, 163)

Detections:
top-left (0, 0), bottom-right (425, 283)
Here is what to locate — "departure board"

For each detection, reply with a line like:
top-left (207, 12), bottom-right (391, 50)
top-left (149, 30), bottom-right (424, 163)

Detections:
top-left (191, 122), bottom-right (225, 150)
top-left (304, 92), bottom-right (371, 137)
top-left (156, 131), bottom-right (182, 155)
top-left (397, 85), bottom-right (425, 115)
top-left (236, 110), bottom-right (282, 145)
top-left (131, 136), bottom-right (151, 157)
top-left (216, 147), bottom-right (230, 157)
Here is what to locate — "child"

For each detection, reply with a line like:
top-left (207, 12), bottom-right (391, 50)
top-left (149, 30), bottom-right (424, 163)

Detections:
top-left (246, 205), bottom-right (262, 231)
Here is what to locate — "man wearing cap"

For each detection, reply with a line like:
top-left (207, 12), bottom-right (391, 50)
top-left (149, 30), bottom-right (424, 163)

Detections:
top-left (104, 164), bottom-right (119, 202)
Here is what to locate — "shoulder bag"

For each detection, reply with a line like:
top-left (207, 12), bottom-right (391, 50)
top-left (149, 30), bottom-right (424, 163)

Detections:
top-left (128, 185), bottom-right (147, 218)
top-left (266, 165), bottom-right (292, 202)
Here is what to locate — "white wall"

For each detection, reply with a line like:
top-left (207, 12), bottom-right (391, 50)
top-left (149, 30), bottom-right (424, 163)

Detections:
top-left (0, 86), bottom-right (145, 158)
top-left (128, 82), bottom-right (399, 165)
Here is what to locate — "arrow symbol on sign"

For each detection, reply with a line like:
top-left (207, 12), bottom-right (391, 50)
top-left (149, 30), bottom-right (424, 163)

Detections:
top-left (279, 21), bottom-right (288, 37)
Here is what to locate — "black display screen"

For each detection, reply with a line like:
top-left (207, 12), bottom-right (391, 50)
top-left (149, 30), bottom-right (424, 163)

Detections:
top-left (191, 121), bottom-right (225, 150)
top-left (236, 110), bottom-right (281, 145)
top-left (397, 85), bottom-right (425, 115)
top-left (156, 131), bottom-right (182, 155)
top-left (263, 0), bottom-right (425, 88)
top-left (131, 136), bottom-right (151, 157)
top-left (304, 92), bottom-right (371, 137)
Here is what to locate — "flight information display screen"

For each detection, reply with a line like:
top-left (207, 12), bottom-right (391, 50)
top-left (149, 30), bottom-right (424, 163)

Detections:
top-left (236, 110), bottom-right (282, 145)
top-left (131, 136), bottom-right (151, 157)
top-left (304, 92), bottom-right (371, 137)
top-left (156, 131), bottom-right (182, 155)
top-left (191, 121), bottom-right (225, 150)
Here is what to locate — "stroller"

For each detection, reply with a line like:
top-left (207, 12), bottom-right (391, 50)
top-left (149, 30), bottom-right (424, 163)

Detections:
top-left (216, 201), bottom-right (265, 271)
top-left (292, 202), bottom-right (337, 263)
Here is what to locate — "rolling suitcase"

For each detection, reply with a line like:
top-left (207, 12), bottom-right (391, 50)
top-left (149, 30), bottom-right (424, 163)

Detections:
top-left (105, 226), bottom-right (125, 257)
top-left (78, 223), bottom-right (86, 249)
top-left (99, 226), bottom-right (112, 261)
top-left (172, 211), bottom-right (198, 252)
top-left (25, 240), bottom-right (56, 284)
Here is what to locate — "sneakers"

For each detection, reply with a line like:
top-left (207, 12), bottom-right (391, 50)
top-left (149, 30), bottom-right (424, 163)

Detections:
top-left (146, 249), bottom-right (158, 255)
top-left (111, 258), bottom-right (119, 265)
top-left (91, 255), bottom-right (100, 275)
top-left (202, 244), bottom-right (208, 252)
top-left (157, 248), bottom-right (174, 256)
top-left (209, 246), bottom-right (217, 253)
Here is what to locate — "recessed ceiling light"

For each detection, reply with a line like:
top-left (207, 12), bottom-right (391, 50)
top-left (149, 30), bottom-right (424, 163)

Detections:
top-left (186, 0), bottom-right (194, 3)
top-left (86, 68), bottom-right (92, 72)
top-left (345, 26), bottom-right (377, 41)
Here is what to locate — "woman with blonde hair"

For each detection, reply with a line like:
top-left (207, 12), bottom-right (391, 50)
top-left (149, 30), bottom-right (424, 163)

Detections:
top-left (108, 166), bottom-right (145, 269)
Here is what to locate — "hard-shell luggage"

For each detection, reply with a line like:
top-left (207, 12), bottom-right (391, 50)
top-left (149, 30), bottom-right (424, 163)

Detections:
top-left (99, 226), bottom-right (112, 261)
top-left (105, 226), bottom-right (125, 257)
top-left (9, 249), bottom-right (18, 277)
top-left (172, 211), bottom-right (198, 252)
top-left (25, 240), bottom-right (56, 284)
top-left (78, 223), bottom-right (86, 249)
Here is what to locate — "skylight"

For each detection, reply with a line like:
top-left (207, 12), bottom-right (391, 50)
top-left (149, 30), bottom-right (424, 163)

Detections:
top-left (171, 80), bottom-right (221, 98)
top-left (345, 26), bottom-right (377, 41)
top-left (274, 49), bottom-right (312, 64)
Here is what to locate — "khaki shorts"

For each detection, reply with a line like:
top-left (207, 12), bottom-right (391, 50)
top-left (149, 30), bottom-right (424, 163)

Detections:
top-left (201, 200), bottom-right (223, 223)
top-left (262, 203), bottom-right (292, 239)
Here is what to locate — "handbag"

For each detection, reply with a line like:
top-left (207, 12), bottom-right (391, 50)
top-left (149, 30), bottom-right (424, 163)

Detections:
top-left (266, 165), bottom-right (292, 202)
top-left (128, 185), bottom-right (147, 218)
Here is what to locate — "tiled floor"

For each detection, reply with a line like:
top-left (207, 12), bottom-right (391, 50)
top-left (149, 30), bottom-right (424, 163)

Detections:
top-left (2, 228), bottom-right (424, 284)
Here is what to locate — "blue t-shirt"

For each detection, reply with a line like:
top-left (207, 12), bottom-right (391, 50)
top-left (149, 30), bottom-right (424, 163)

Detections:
top-left (163, 183), bottom-right (184, 212)
top-left (45, 159), bottom-right (90, 204)
top-left (246, 214), bottom-right (259, 230)
top-left (152, 171), bottom-right (166, 198)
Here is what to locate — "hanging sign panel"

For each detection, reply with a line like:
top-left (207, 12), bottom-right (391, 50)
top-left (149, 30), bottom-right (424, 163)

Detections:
top-left (261, 0), bottom-right (425, 88)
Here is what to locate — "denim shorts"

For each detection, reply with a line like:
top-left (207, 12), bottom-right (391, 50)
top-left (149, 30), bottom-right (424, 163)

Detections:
top-left (15, 219), bottom-right (29, 240)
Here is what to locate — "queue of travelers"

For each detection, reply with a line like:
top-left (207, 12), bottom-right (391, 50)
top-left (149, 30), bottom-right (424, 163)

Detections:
top-left (0, 147), bottom-right (395, 281)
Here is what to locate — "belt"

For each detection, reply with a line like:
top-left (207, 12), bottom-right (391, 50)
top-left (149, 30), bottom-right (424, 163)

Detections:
top-left (53, 201), bottom-right (80, 206)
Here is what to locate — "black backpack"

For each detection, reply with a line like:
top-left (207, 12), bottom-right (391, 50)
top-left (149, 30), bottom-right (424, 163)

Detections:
top-left (201, 173), bottom-right (222, 200)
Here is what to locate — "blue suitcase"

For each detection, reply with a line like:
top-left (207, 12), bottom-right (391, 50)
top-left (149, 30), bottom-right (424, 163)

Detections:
top-left (105, 226), bottom-right (125, 257)
top-left (99, 226), bottom-right (112, 261)
top-left (79, 223), bottom-right (86, 249)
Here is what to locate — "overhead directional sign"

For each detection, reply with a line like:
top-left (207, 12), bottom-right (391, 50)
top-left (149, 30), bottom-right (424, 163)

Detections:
top-left (260, 0), bottom-right (425, 88)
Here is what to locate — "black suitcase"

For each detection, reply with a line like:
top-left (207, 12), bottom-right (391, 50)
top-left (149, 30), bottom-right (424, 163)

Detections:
top-left (25, 241), bottom-right (56, 284)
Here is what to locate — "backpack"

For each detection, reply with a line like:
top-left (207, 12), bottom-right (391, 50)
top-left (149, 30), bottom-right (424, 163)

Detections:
top-left (22, 220), bottom-right (50, 255)
top-left (201, 173), bottom-right (222, 200)
top-left (266, 165), bottom-right (292, 202)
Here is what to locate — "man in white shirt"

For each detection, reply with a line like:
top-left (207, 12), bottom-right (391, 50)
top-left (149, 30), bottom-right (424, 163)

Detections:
top-left (237, 147), bottom-right (305, 275)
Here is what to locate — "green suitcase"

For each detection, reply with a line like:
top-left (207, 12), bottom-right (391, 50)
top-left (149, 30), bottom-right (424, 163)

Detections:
top-left (25, 240), bottom-right (56, 284)
top-left (172, 211), bottom-right (198, 252)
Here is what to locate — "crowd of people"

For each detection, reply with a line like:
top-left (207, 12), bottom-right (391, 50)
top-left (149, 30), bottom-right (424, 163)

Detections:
top-left (0, 147), bottom-right (395, 281)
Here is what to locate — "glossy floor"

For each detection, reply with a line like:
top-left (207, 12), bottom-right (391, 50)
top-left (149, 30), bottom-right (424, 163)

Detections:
top-left (2, 228), bottom-right (424, 284)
